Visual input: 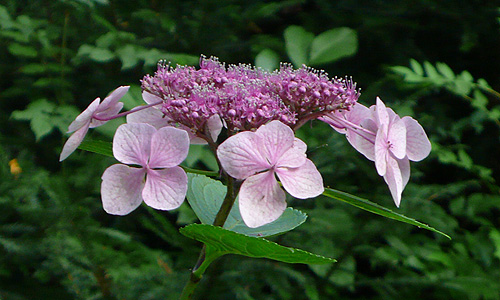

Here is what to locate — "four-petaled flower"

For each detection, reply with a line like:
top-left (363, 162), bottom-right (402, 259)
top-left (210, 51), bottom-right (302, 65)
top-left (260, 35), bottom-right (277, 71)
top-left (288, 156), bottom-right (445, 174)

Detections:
top-left (323, 97), bottom-right (431, 206)
top-left (217, 120), bottom-right (324, 228)
top-left (60, 86), bottom-right (129, 161)
top-left (101, 123), bottom-right (189, 215)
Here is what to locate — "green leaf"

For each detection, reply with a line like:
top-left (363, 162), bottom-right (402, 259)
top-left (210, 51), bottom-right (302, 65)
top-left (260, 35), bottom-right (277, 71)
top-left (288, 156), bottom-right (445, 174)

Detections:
top-left (309, 27), bottom-right (357, 66)
top-left (180, 224), bottom-right (335, 267)
top-left (255, 48), bottom-right (280, 71)
top-left (116, 44), bottom-right (140, 70)
top-left (409, 59), bottom-right (424, 76)
top-left (78, 139), bottom-right (113, 157)
top-left (8, 42), bottom-right (38, 58)
top-left (423, 61), bottom-right (441, 82)
top-left (187, 174), bottom-right (307, 237)
top-left (11, 99), bottom-right (78, 141)
top-left (322, 187), bottom-right (451, 239)
top-left (436, 62), bottom-right (455, 79)
top-left (284, 25), bottom-right (314, 67)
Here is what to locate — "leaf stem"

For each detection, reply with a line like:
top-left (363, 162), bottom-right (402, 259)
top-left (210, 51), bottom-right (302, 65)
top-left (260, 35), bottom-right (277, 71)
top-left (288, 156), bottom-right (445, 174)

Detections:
top-left (180, 170), bottom-right (239, 299)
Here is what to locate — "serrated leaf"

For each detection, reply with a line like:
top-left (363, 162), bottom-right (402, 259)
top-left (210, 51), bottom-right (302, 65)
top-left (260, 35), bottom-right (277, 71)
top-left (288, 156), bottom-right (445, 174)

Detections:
top-left (409, 59), bottom-right (424, 76)
top-left (309, 27), bottom-right (357, 66)
top-left (180, 224), bottom-right (335, 266)
top-left (187, 174), bottom-right (307, 237)
top-left (255, 48), bottom-right (280, 71)
top-left (322, 187), bottom-right (451, 239)
top-left (284, 25), bottom-right (314, 67)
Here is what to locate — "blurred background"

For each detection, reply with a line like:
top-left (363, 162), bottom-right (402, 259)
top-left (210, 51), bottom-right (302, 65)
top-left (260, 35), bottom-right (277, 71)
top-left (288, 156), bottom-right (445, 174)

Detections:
top-left (1, 0), bottom-right (500, 299)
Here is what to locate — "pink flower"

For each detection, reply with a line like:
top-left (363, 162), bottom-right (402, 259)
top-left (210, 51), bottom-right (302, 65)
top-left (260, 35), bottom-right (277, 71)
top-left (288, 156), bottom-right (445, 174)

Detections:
top-left (217, 120), bottom-right (324, 228)
top-left (101, 123), bottom-right (189, 215)
top-left (322, 97), bottom-right (431, 206)
top-left (60, 86), bottom-right (130, 161)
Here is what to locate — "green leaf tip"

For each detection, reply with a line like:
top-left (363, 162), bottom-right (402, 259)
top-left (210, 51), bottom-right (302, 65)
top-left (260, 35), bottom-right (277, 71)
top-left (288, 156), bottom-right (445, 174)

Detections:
top-left (322, 187), bottom-right (451, 240)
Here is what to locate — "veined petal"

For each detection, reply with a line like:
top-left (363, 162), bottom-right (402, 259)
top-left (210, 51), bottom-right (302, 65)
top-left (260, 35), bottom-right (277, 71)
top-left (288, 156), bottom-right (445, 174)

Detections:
top-left (374, 124), bottom-right (389, 176)
top-left (346, 118), bottom-right (377, 161)
top-left (67, 98), bottom-right (100, 133)
top-left (217, 131), bottom-right (269, 179)
top-left (149, 126), bottom-right (190, 168)
top-left (375, 97), bottom-right (389, 127)
top-left (276, 138), bottom-right (307, 168)
top-left (276, 159), bottom-right (324, 199)
top-left (113, 123), bottom-right (156, 166)
top-left (402, 116), bottom-right (431, 161)
top-left (59, 124), bottom-right (90, 161)
top-left (142, 91), bottom-right (163, 105)
top-left (143, 167), bottom-right (187, 210)
top-left (383, 155), bottom-right (405, 207)
top-left (388, 118), bottom-right (407, 159)
top-left (255, 120), bottom-right (295, 165)
top-left (238, 171), bottom-right (287, 228)
top-left (126, 106), bottom-right (171, 129)
top-left (101, 164), bottom-right (145, 215)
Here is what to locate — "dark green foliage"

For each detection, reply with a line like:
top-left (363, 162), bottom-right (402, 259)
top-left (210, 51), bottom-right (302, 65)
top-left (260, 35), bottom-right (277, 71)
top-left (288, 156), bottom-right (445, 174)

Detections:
top-left (1, 0), bottom-right (500, 299)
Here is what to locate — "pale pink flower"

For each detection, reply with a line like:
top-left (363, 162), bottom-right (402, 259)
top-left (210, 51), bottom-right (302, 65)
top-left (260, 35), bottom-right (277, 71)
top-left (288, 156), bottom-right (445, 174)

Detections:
top-left (217, 120), bottom-right (324, 228)
top-left (101, 123), bottom-right (189, 215)
top-left (322, 97), bottom-right (431, 206)
top-left (60, 86), bottom-right (129, 161)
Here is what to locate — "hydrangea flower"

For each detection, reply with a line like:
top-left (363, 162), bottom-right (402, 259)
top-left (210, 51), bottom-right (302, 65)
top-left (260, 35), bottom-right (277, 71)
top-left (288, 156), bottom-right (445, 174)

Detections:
top-left (322, 97), bottom-right (431, 206)
top-left (101, 123), bottom-right (189, 215)
top-left (60, 86), bottom-right (129, 161)
top-left (217, 120), bottom-right (324, 228)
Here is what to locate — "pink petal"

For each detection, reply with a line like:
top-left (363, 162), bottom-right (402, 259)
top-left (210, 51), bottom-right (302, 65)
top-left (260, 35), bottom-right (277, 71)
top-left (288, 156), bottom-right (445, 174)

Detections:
top-left (276, 159), bottom-right (324, 199)
top-left (382, 156), bottom-right (405, 207)
top-left (91, 101), bottom-right (123, 128)
top-left (67, 98), bottom-right (100, 133)
top-left (126, 106), bottom-right (171, 129)
top-left (142, 91), bottom-right (163, 105)
top-left (90, 86), bottom-right (129, 127)
top-left (217, 131), bottom-right (269, 179)
top-left (346, 103), bottom-right (372, 125)
top-left (255, 120), bottom-right (295, 165)
top-left (101, 164), bottom-right (145, 215)
top-left (375, 97), bottom-right (389, 127)
top-left (402, 116), bottom-right (431, 161)
top-left (113, 123), bottom-right (156, 166)
top-left (149, 126), bottom-right (190, 168)
top-left (98, 86), bottom-right (130, 111)
top-left (238, 171), bottom-right (287, 228)
top-left (388, 118), bottom-right (407, 159)
top-left (374, 124), bottom-right (389, 176)
top-left (206, 114), bottom-right (223, 143)
top-left (59, 124), bottom-right (90, 161)
top-left (276, 138), bottom-right (307, 168)
top-left (346, 118), bottom-right (377, 161)
top-left (143, 167), bottom-right (188, 210)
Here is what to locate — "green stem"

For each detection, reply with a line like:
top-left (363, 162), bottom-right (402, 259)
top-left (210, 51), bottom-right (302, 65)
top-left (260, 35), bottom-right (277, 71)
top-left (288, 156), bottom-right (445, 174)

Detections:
top-left (181, 166), bottom-right (218, 178)
top-left (179, 172), bottom-right (239, 299)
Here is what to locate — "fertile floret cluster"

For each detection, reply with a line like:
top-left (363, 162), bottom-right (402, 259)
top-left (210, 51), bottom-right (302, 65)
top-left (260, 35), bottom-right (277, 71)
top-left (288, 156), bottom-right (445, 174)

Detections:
top-left (141, 56), bottom-right (360, 139)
